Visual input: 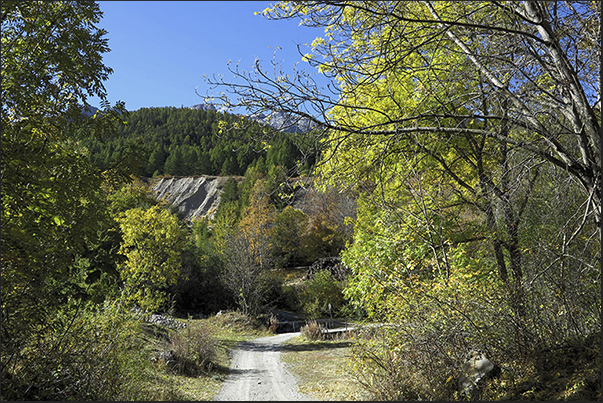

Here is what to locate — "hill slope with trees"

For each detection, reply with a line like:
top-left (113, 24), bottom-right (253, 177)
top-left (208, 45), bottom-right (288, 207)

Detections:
top-left (81, 106), bottom-right (317, 178)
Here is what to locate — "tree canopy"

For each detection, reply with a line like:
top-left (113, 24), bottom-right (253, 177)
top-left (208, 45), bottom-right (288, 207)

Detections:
top-left (1, 2), bottom-right (138, 399)
top-left (1, 0), bottom-right (126, 344)
top-left (208, 1), bottom-right (600, 226)
top-left (207, 2), bottom-right (600, 398)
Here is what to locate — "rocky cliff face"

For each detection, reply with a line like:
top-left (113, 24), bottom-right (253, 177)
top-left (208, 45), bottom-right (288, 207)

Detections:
top-left (145, 175), bottom-right (316, 222)
top-left (145, 175), bottom-right (241, 221)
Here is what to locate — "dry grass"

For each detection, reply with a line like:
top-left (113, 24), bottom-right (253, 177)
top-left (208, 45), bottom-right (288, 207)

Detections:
top-left (301, 319), bottom-right (325, 340)
top-left (141, 370), bottom-right (224, 401)
top-left (167, 322), bottom-right (216, 376)
top-left (481, 331), bottom-right (601, 401)
top-left (278, 267), bottom-right (309, 283)
top-left (142, 311), bottom-right (272, 400)
top-left (281, 334), bottom-right (370, 401)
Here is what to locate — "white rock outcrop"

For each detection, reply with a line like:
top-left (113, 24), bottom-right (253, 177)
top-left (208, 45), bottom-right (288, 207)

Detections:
top-left (148, 175), bottom-right (236, 221)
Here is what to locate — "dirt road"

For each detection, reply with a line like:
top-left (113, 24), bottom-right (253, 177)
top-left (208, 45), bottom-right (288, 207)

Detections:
top-left (212, 332), bottom-right (315, 401)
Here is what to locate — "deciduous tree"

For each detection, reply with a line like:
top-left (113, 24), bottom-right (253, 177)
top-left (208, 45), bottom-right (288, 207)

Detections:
top-left (1, 1), bottom-right (129, 398)
top-left (116, 205), bottom-right (187, 312)
top-left (222, 233), bottom-right (274, 316)
top-left (238, 179), bottom-right (277, 269)
top-left (208, 1), bottom-right (600, 228)
top-left (206, 2), bottom-right (600, 397)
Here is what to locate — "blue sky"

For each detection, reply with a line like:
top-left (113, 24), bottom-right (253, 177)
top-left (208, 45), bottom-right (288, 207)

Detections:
top-left (92, 1), bottom-right (327, 111)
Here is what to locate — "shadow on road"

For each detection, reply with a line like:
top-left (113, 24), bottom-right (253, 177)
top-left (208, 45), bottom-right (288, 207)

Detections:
top-left (280, 340), bottom-right (351, 352)
top-left (227, 368), bottom-right (268, 377)
top-left (238, 341), bottom-right (283, 352)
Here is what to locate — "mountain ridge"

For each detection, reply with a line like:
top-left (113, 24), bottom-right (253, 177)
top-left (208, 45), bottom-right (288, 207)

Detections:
top-left (190, 103), bottom-right (317, 133)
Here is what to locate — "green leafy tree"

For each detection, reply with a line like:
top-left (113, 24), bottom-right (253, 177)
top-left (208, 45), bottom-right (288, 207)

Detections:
top-left (296, 186), bottom-right (355, 262)
top-left (1, 1), bottom-right (130, 399)
top-left (147, 147), bottom-right (167, 176)
top-left (164, 146), bottom-right (185, 176)
top-left (170, 224), bottom-right (232, 315)
top-left (298, 270), bottom-right (346, 319)
top-left (106, 176), bottom-right (158, 217)
top-left (228, 1), bottom-right (600, 222)
top-left (221, 176), bottom-right (240, 204)
top-left (211, 199), bottom-right (243, 258)
top-left (272, 205), bottom-right (310, 267)
top-left (116, 205), bottom-right (187, 312)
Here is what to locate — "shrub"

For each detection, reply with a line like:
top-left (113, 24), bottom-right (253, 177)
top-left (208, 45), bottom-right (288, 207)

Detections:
top-left (167, 322), bottom-right (216, 376)
top-left (268, 314), bottom-right (279, 333)
top-left (301, 320), bottom-right (325, 341)
top-left (1, 299), bottom-right (149, 401)
top-left (348, 326), bottom-right (461, 400)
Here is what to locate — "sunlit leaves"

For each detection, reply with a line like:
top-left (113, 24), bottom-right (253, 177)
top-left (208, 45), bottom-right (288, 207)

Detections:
top-left (116, 205), bottom-right (186, 312)
top-left (238, 179), bottom-right (277, 267)
top-left (1, 1), bottom-right (121, 133)
top-left (1, 4), bottom-right (133, 397)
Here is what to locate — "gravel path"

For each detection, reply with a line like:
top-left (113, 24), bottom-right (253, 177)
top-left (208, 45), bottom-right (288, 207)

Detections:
top-left (212, 332), bottom-right (315, 401)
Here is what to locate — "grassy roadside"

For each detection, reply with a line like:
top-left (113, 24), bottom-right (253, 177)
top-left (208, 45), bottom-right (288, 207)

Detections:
top-left (140, 312), bottom-right (273, 400)
top-left (138, 311), bottom-right (372, 400)
top-left (281, 333), bottom-right (370, 401)
top-left (163, 312), bottom-right (597, 401)
top-left (282, 328), bottom-right (600, 402)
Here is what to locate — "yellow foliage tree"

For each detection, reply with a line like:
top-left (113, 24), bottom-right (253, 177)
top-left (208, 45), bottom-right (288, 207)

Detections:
top-left (238, 179), bottom-right (277, 268)
top-left (116, 205), bottom-right (186, 311)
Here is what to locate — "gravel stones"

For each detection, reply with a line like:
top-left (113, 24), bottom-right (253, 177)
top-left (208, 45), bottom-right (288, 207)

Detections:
top-left (146, 313), bottom-right (186, 329)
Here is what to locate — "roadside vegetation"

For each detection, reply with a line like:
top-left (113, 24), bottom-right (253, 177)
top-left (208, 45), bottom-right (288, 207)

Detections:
top-left (138, 312), bottom-right (273, 401)
top-left (282, 333), bottom-right (370, 401)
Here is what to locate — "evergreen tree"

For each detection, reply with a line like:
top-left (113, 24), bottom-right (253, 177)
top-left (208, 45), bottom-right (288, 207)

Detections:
top-left (79, 106), bottom-right (314, 179)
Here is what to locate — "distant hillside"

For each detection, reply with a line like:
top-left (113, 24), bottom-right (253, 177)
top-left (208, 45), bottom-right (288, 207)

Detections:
top-left (81, 106), bottom-right (318, 178)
